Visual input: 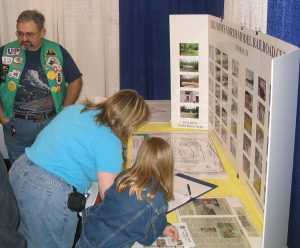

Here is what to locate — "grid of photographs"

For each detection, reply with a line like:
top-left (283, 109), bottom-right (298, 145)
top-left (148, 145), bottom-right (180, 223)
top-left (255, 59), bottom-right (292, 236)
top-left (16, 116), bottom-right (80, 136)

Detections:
top-left (179, 43), bottom-right (200, 120)
top-left (208, 45), bottom-right (270, 206)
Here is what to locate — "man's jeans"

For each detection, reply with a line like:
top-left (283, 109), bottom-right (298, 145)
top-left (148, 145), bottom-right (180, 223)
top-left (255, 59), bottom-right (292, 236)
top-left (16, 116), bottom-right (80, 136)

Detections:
top-left (3, 116), bottom-right (52, 163)
top-left (9, 154), bottom-right (78, 248)
top-left (0, 153), bottom-right (26, 248)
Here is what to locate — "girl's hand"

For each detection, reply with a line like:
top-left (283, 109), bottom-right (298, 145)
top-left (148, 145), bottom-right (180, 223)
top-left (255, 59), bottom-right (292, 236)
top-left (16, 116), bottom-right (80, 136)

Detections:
top-left (163, 225), bottom-right (179, 241)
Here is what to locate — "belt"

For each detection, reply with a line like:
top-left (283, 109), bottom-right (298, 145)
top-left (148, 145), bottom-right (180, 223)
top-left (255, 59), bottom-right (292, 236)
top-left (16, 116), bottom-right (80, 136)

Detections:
top-left (14, 111), bottom-right (56, 122)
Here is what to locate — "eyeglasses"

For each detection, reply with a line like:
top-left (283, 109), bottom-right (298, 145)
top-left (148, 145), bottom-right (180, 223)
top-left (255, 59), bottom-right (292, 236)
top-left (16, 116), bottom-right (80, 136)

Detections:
top-left (16, 31), bottom-right (40, 39)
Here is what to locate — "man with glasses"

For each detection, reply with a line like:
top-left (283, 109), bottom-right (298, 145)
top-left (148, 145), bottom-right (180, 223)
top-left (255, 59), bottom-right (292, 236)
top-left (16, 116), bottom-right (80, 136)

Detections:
top-left (0, 10), bottom-right (82, 164)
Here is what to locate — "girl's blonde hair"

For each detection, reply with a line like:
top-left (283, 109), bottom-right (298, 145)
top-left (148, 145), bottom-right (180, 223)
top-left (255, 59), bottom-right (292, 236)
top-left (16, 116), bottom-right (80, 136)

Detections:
top-left (116, 137), bottom-right (174, 201)
top-left (81, 89), bottom-right (150, 164)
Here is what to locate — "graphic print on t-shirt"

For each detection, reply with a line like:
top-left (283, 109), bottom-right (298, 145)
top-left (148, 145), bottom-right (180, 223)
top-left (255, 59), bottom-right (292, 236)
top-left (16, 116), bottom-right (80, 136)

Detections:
top-left (14, 68), bottom-right (54, 114)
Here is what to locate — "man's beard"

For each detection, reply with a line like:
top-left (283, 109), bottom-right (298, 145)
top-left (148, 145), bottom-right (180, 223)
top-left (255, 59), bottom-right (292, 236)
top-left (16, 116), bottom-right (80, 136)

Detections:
top-left (21, 41), bottom-right (33, 50)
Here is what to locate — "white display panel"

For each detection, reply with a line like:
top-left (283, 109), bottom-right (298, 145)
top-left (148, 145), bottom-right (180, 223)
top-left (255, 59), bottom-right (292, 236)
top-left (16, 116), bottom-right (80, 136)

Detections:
top-left (170, 15), bottom-right (300, 248)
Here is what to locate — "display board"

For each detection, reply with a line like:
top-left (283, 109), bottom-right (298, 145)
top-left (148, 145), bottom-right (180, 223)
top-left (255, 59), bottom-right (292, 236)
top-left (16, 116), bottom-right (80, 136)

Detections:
top-left (170, 15), bottom-right (300, 248)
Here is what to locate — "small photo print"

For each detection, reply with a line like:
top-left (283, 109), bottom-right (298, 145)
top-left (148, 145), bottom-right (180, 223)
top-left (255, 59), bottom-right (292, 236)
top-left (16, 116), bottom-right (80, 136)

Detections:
top-left (215, 84), bottom-right (221, 100)
top-left (243, 134), bottom-right (252, 157)
top-left (255, 147), bottom-right (263, 173)
top-left (231, 119), bottom-right (237, 138)
top-left (253, 170), bottom-right (262, 196)
top-left (180, 106), bottom-right (199, 119)
top-left (222, 52), bottom-right (228, 70)
top-left (243, 154), bottom-right (251, 178)
top-left (217, 222), bottom-right (240, 238)
top-left (215, 101), bottom-right (221, 117)
top-left (180, 74), bottom-right (199, 88)
top-left (256, 124), bottom-right (264, 149)
top-left (257, 102), bottom-right (265, 125)
top-left (231, 100), bottom-right (238, 118)
top-left (230, 136), bottom-right (237, 157)
top-left (221, 126), bottom-right (227, 143)
top-left (244, 113), bottom-right (252, 135)
top-left (222, 72), bottom-right (228, 88)
top-left (245, 68), bottom-right (254, 90)
top-left (232, 78), bottom-right (238, 98)
top-left (209, 45), bottom-right (215, 60)
top-left (180, 43), bottom-right (199, 56)
top-left (209, 61), bottom-right (214, 76)
top-left (232, 59), bottom-right (239, 78)
top-left (222, 90), bottom-right (228, 104)
top-left (221, 107), bottom-right (227, 126)
top-left (209, 77), bottom-right (214, 93)
top-left (209, 93), bottom-right (214, 109)
top-left (180, 90), bottom-right (199, 103)
top-left (258, 76), bottom-right (266, 101)
top-left (215, 66), bottom-right (221, 82)
top-left (209, 110), bottom-right (214, 125)
top-left (215, 116), bottom-right (220, 133)
top-left (216, 48), bottom-right (221, 65)
top-left (245, 91), bottom-right (253, 113)
top-left (180, 58), bottom-right (198, 72)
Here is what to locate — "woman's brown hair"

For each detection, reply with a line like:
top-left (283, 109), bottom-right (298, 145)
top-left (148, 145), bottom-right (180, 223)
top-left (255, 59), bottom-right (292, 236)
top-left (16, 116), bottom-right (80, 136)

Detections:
top-left (116, 137), bottom-right (174, 201)
top-left (81, 89), bottom-right (150, 164)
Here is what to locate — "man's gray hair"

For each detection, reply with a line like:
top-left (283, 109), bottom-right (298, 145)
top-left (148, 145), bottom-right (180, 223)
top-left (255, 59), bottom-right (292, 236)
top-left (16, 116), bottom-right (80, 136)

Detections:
top-left (17, 10), bottom-right (45, 30)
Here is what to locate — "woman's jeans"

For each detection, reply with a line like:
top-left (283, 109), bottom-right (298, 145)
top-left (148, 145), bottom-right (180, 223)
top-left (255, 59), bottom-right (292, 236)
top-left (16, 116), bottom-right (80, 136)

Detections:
top-left (9, 154), bottom-right (78, 248)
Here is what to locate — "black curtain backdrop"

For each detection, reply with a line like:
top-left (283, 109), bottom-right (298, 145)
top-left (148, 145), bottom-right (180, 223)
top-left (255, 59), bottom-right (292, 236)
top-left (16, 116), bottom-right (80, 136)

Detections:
top-left (119, 0), bottom-right (224, 99)
top-left (267, 1), bottom-right (300, 247)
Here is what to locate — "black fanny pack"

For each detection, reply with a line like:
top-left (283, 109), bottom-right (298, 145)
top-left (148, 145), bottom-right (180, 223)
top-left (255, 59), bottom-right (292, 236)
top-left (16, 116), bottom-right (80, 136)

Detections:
top-left (67, 187), bottom-right (87, 212)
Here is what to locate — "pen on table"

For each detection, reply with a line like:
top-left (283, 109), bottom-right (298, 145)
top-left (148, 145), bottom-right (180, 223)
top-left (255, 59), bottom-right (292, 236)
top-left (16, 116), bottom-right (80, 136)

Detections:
top-left (187, 184), bottom-right (192, 198)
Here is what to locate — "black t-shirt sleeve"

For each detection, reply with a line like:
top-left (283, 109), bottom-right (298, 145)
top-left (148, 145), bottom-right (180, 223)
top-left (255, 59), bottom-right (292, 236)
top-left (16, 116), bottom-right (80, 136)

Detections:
top-left (60, 45), bottom-right (82, 84)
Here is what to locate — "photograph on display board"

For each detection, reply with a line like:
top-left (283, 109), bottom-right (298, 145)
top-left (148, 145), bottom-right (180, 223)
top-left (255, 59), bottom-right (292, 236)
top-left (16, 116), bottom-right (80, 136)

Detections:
top-left (180, 74), bottom-right (199, 88)
top-left (180, 106), bottom-right (199, 119)
top-left (222, 52), bottom-right (229, 71)
top-left (221, 126), bottom-right (227, 143)
top-left (232, 59), bottom-right (239, 78)
top-left (232, 78), bottom-right (238, 98)
top-left (257, 102), bottom-right (265, 125)
top-left (180, 90), bottom-right (199, 103)
top-left (209, 77), bottom-right (214, 93)
top-left (258, 77), bottom-right (266, 101)
top-left (222, 72), bottom-right (229, 88)
top-left (243, 134), bottom-right (252, 157)
top-left (253, 170), bottom-right (262, 196)
top-left (243, 155), bottom-right (251, 178)
top-left (222, 90), bottom-right (228, 104)
top-left (245, 91), bottom-right (253, 113)
top-left (209, 61), bottom-right (214, 76)
top-left (180, 43), bottom-right (199, 56)
top-left (245, 69), bottom-right (254, 91)
top-left (209, 45), bottom-right (214, 60)
top-left (244, 113), bottom-right (252, 135)
top-left (215, 66), bottom-right (221, 82)
top-left (231, 100), bottom-right (238, 118)
top-left (221, 107), bottom-right (227, 126)
top-left (180, 58), bottom-right (198, 72)
top-left (230, 137), bottom-right (237, 157)
top-left (215, 48), bottom-right (221, 64)
top-left (254, 148), bottom-right (263, 173)
top-left (256, 124), bottom-right (264, 149)
top-left (231, 119), bottom-right (237, 138)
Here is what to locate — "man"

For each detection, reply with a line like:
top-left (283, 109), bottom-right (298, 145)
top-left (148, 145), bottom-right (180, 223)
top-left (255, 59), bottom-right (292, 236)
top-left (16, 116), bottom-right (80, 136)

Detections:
top-left (0, 153), bottom-right (26, 248)
top-left (0, 10), bottom-right (82, 163)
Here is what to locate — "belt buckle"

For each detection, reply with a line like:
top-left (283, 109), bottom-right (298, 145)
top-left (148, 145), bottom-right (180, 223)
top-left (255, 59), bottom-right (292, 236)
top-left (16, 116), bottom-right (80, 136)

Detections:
top-left (34, 113), bottom-right (44, 122)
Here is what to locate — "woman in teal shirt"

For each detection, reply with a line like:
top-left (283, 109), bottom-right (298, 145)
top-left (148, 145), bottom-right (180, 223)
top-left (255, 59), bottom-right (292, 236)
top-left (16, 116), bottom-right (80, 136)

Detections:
top-left (9, 89), bottom-right (150, 248)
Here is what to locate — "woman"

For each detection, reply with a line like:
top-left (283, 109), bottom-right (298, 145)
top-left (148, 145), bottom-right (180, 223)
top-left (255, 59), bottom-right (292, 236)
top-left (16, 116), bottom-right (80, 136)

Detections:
top-left (9, 89), bottom-right (150, 248)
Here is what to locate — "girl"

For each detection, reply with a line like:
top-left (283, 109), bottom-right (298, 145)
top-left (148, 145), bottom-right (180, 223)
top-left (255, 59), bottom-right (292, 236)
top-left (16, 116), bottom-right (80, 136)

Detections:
top-left (76, 137), bottom-right (178, 248)
top-left (9, 89), bottom-right (150, 248)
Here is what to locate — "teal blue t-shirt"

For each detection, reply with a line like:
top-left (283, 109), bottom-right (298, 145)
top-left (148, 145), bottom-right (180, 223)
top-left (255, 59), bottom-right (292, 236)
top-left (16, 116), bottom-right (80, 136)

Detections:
top-left (25, 104), bottom-right (123, 193)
